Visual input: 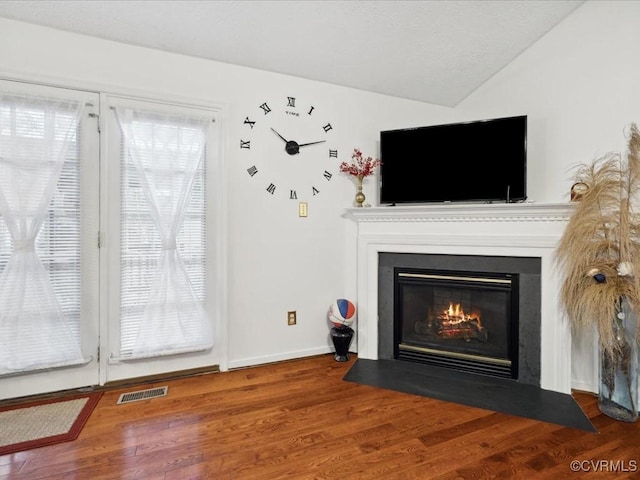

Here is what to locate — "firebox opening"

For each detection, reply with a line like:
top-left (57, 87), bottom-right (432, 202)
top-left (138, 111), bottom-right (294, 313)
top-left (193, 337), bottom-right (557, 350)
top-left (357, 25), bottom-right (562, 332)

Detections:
top-left (394, 268), bottom-right (519, 379)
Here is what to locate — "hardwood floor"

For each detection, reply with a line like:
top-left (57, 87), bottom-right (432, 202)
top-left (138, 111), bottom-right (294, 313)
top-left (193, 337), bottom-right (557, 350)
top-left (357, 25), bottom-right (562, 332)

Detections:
top-left (1, 354), bottom-right (638, 479)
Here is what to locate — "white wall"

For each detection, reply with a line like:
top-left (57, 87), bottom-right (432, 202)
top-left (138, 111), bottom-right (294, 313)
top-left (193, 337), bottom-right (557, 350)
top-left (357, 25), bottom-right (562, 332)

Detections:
top-left (457, 0), bottom-right (640, 392)
top-left (0, 17), bottom-right (453, 373)
top-left (458, 0), bottom-right (640, 203)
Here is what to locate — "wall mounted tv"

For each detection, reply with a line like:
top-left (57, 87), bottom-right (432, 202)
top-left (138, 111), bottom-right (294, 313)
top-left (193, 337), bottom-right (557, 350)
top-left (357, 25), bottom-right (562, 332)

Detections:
top-left (379, 115), bottom-right (527, 205)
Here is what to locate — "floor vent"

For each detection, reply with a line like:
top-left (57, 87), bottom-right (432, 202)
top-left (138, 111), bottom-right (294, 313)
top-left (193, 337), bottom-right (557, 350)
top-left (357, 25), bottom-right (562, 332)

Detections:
top-left (117, 386), bottom-right (168, 405)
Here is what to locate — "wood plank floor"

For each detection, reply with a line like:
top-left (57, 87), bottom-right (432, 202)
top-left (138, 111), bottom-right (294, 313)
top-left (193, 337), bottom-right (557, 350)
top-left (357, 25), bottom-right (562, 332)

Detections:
top-left (1, 354), bottom-right (638, 479)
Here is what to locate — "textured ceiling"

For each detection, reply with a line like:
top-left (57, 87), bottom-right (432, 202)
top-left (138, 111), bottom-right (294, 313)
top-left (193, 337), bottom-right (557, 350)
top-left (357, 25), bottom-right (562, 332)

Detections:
top-left (0, 0), bottom-right (585, 107)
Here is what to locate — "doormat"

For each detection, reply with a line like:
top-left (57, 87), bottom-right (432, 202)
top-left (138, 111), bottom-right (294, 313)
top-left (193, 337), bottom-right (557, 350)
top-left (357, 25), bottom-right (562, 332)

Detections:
top-left (344, 359), bottom-right (597, 432)
top-left (0, 391), bottom-right (103, 456)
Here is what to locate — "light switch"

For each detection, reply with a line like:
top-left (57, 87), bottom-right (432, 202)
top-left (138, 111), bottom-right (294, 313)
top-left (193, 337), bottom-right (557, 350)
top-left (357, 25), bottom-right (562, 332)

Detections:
top-left (298, 202), bottom-right (308, 217)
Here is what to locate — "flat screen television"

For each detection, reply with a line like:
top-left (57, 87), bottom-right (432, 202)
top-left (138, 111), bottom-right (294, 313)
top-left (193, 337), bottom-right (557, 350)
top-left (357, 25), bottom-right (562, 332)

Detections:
top-left (379, 115), bottom-right (527, 205)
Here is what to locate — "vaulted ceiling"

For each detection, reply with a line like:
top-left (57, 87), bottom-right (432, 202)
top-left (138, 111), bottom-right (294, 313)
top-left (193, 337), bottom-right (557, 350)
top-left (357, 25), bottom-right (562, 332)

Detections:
top-left (0, 0), bottom-right (585, 107)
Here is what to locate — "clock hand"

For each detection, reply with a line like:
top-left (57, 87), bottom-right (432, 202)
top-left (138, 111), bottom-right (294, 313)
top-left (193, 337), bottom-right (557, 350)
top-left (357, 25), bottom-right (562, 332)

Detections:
top-left (285, 139), bottom-right (325, 155)
top-left (298, 140), bottom-right (326, 148)
top-left (270, 128), bottom-right (289, 143)
top-left (271, 128), bottom-right (301, 155)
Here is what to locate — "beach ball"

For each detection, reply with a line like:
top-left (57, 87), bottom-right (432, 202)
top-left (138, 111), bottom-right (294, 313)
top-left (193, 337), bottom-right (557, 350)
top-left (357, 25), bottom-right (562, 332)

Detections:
top-left (328, 299), bottom-right (356, 328)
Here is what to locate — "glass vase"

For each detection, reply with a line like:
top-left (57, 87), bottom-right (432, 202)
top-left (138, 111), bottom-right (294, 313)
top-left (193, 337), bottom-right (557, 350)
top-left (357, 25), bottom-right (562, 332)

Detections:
top-left (598, 297), bottom-right (639, 422)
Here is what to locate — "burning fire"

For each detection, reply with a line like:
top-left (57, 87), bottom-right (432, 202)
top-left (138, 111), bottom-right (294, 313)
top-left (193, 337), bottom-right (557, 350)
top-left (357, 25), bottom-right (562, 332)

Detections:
top-left (440, 303), bottom-right (481, 327)
top-left (418, 302), bottom-right (488, 342)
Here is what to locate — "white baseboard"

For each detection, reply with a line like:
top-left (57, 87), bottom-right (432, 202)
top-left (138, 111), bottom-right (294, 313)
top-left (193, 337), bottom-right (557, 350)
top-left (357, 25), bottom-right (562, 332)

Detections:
top-left (226, 346), bottom-right (334, 370)
top-left (571, 379), bottom-right (597, 394)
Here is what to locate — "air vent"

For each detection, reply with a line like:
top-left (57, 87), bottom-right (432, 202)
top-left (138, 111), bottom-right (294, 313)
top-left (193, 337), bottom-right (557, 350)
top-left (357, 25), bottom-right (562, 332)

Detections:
top-left (117, 386), bottom-right (168, 405)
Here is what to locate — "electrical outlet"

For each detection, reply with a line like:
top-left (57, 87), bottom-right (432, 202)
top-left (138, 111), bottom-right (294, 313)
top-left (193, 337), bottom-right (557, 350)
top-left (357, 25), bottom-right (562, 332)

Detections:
top-left (287, 311), bottom-right (297, 325)
top-left (298, 202), bottom-right (308, 217)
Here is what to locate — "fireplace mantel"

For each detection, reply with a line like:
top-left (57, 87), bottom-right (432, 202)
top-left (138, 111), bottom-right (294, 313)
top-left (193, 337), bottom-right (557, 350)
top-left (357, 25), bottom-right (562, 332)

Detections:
top-left (346, 202), bottom-right (574, 223)
top-left (346, 202), bottom-right (575, 394)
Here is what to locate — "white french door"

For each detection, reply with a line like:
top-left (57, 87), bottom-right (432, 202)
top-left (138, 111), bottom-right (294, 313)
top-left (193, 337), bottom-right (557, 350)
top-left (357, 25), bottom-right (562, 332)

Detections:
top-left (0, 81), bottom-right (223, 399)
top-left (0, 80), bottom-right (100, 400)
top-left (101, 95), bottom-right (220, 383)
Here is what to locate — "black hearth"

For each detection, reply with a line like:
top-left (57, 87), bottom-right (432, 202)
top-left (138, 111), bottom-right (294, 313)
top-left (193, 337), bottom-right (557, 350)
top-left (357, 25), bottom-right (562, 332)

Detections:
top-left (394, 268), bottom-right (518, 379)
top-left (350, 252), bottom-right (597, 432)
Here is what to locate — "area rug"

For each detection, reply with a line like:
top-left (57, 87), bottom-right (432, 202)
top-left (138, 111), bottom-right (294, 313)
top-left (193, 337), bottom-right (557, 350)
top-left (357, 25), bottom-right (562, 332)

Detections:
top-left (344, 359), bottom-right (597, 432)
top-left (0, 392), bottom-right (103, 456)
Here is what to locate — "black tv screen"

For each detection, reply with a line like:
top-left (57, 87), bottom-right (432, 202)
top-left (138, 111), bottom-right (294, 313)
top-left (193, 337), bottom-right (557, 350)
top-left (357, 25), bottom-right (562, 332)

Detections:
top-left (379, 115), bottom-right (527, 204)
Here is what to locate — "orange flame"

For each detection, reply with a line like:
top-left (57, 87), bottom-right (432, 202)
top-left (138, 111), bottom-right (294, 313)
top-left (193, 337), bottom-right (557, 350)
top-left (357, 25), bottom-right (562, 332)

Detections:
top-left (442, 303), bottom-right (481, 326)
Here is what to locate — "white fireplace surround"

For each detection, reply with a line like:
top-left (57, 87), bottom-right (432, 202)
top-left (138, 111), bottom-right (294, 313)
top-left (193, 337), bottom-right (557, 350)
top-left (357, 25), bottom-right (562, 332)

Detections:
top-left (347, 202), bottom-right (575, 394)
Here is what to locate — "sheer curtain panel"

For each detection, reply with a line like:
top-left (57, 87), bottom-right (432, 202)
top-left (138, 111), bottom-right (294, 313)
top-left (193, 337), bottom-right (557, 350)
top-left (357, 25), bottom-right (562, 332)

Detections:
top-left (0, 94), bottom-right (85, 375)
top-left (115, 107), bottom-right (213, 359)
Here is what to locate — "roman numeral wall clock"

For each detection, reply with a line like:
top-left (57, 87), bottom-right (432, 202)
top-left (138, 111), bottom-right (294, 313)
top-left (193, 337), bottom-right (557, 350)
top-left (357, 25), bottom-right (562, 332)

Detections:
top-left (240, 96), bottom-right (338, 214)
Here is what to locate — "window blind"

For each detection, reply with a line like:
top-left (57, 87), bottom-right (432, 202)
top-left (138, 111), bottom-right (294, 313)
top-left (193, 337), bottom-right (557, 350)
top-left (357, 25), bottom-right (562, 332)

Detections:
top-left (0, 95), bottom-right (85, 374)
top-left (118, 109), bottom-right (209, 359)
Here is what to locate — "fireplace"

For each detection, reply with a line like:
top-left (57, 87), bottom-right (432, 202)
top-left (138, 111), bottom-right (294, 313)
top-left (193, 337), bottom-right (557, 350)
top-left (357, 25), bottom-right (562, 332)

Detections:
top-left (343, 205), bottom-right (597, 431)
top-left (347, 203), bottom-right (575, 394)
top-left (394, 268), bottom-right (519, 379)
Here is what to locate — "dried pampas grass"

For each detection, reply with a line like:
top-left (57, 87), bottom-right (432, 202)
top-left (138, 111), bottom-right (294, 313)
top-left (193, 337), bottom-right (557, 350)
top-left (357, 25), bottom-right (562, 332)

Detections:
top-left (556, 123), bottom-right (640, 355)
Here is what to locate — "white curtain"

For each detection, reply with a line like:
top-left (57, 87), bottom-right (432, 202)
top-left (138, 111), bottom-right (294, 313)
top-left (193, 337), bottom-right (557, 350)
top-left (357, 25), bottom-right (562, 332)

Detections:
top-left (115, 107), bottom-right (213, 358)
top-left (0, 94), bottom-right (84, 374)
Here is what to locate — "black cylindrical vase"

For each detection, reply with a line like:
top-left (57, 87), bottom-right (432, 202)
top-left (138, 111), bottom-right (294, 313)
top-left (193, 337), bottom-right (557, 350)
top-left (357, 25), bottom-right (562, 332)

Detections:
top-left (330, 326), bottom-right (354, 362)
